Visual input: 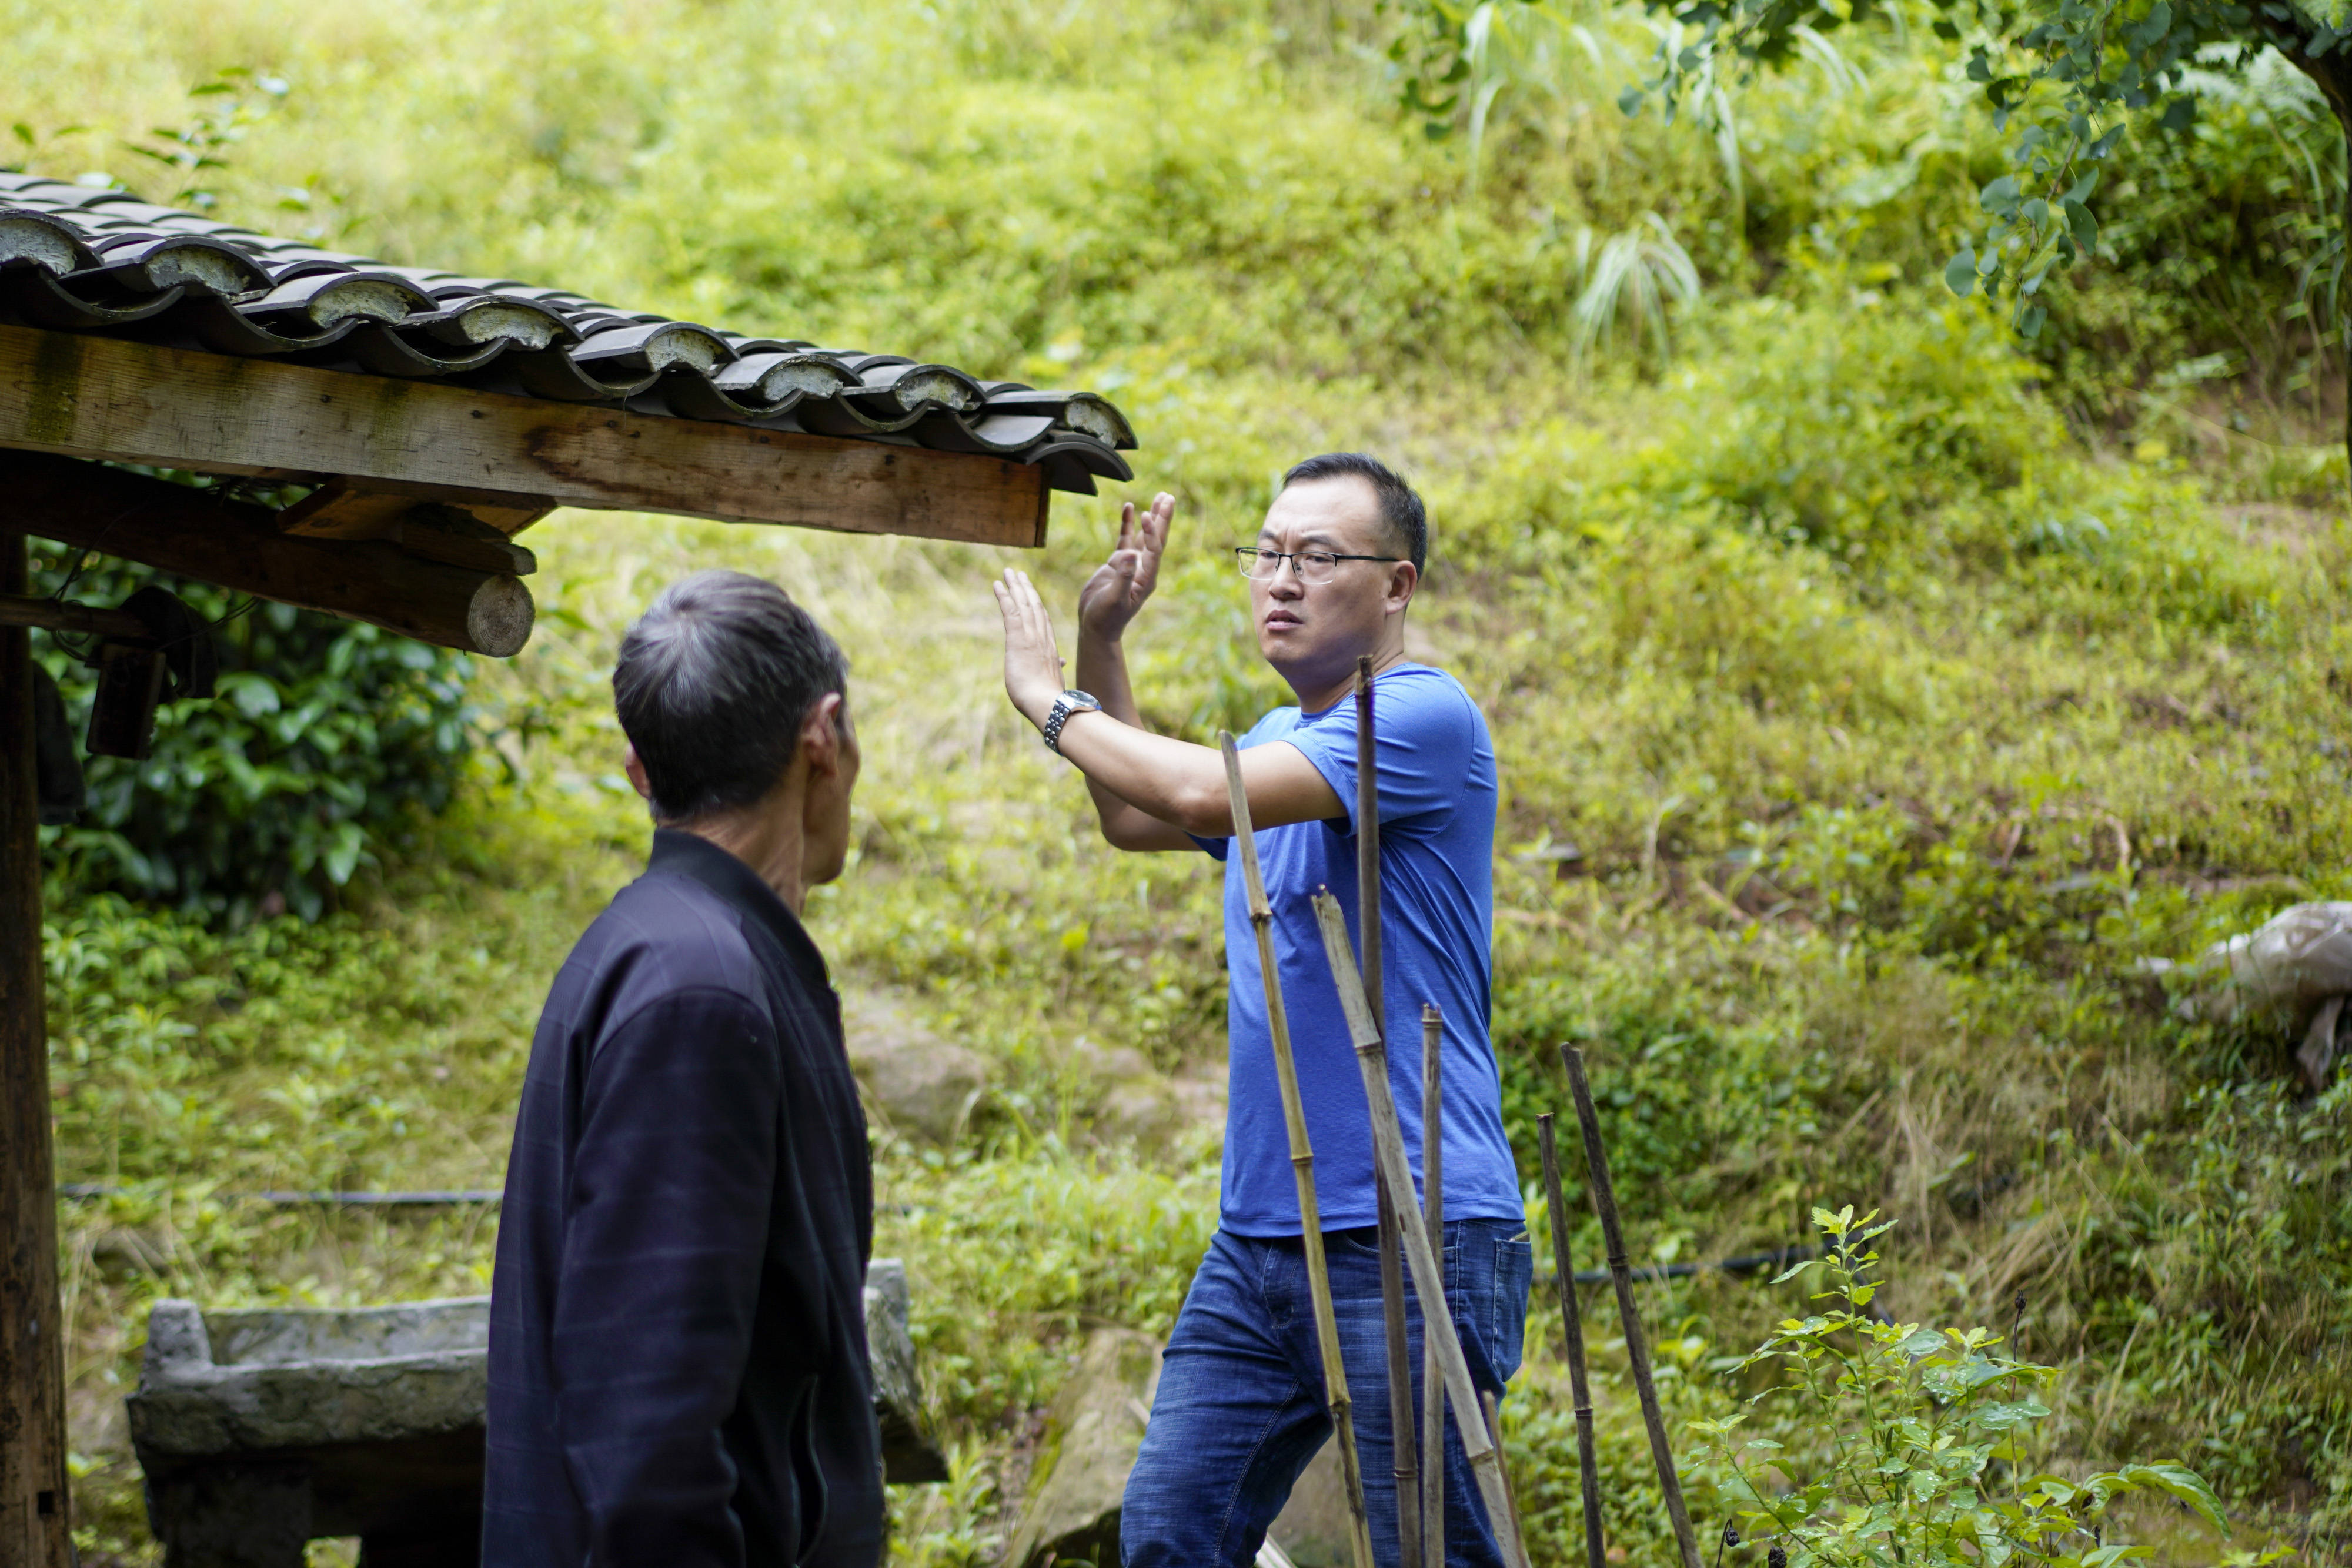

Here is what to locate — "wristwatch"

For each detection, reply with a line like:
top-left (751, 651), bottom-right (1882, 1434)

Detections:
top-left (1043, 690), bottom-right (1102, 755)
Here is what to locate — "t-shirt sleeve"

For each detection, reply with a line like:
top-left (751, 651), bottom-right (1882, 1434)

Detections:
top-left (1189, 833), bottom-right (1230, 860)
top-left (1285, 672), bottom-right (1479, 837)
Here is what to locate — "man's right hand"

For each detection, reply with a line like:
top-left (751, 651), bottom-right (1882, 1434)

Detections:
top-left (1075, 492), bottom-right (1175, 644)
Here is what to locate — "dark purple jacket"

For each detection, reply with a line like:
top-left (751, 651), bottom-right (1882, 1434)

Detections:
top-left (483, 829), bottom-right (880, 1568)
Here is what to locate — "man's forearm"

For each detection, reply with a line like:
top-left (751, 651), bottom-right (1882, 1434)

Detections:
top-left (1075, 631), bottom-right (1142, 727)
top-left (1073, 632), bottom-right (1164, 842)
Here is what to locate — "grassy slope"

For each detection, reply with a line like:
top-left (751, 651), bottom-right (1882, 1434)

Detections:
top-left (9, 0), bottom-right (2352, 1561)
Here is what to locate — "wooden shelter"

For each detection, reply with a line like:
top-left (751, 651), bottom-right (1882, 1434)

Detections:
top-left (0, 170), bottom-right (1135, 1564)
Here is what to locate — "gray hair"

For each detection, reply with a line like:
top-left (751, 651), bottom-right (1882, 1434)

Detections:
top-left (613, 570), bottom-right (849, 823)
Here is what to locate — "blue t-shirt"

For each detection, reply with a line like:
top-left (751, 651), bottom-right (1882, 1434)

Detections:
top-left (1199, 663), bottom-right (1517, 1236)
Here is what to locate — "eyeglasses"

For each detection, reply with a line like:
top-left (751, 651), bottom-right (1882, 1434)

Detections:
top-left (1232, 547), bottom-right (1402, 584)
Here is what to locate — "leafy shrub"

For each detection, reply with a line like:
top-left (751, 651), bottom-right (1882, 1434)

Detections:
top-left (1699, 1206), bottom-right (2229, 1568)
top-left (31, 534), bottom-right (478, 924)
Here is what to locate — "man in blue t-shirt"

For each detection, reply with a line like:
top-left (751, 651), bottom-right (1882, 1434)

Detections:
top-left (991, 453), bottom-right (1529, 1567)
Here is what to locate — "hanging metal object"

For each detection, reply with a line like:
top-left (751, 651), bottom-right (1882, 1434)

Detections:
top-left (84, 586), bottom-right (217, 761)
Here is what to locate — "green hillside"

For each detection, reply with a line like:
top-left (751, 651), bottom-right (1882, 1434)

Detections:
top-left (11, 0), bottom-right (2352, 1562)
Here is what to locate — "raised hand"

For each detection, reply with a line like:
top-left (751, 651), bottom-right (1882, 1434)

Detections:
top-left (991, 567), bottom-right (1068, 727)
top-left (1076, 491), bottom-right (1174, 644)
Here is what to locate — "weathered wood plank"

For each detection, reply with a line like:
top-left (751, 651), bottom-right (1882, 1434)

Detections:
top-left (0, 452), bottom-right (533, 656)
top-left (0, 533), bottom-right (73, 1568)
top-left (0, 323), bottom-right (1051, 547)
top-left (277, 479), bottom-right (550, 543)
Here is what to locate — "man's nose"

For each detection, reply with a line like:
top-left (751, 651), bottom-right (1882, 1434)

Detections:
top-left (1269, 563), bottom-right (1307, 597)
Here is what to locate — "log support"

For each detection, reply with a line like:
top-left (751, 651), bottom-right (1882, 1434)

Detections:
top-left (0, 452), bottom-right (532, 657)
top-left (0, 530), bottom-right (71, 1567)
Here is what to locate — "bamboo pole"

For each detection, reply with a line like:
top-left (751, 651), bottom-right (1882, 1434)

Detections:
top-left (1538, 1112), bottom-right (1608, 1568)
top-left (1562, 1047), bottom-right (1705, 1568)
top-left (1420, 1004), bottom-right (1446, 1565)
top-left (1311, 892), bottom-right (1529, 1568)
top-left (1219, 733), bottom-right (1375, 1568)
top-left (1479, 1389), bottom-right (1531, 1566)
top-left (1359, 657), bottom-right (1425, 1568)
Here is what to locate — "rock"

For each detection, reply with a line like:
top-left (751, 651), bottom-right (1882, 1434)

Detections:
top-left (842, 989), bottom-right (987, 1143)
top-left (1004, 1328), bottom-right (1162, 1568)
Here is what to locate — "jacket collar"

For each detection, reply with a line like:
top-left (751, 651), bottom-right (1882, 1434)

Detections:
top-left (646, 827), bottom-right (833, 996)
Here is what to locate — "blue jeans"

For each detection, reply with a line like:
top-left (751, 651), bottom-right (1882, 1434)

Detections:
top-left (1122, 1219), bottom-right (1534, 1568)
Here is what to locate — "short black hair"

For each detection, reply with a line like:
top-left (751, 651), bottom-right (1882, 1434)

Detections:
top-left (1280, 452), bottom-right (1428, 574)
top-left (613, 570), bottom-right (849, 824)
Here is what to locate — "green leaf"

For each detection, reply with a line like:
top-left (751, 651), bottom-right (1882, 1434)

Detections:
top-left (2119, 1464), bottom-right (2226, 1527)
top-left (2160, 96), bottom-right (2196, 131)
top-left (1619, 85), bottom-right (1646, 117)
top-left (2019, 304), bottom-right (2047, 337)
top-left (2064, 198), bottom-right (2098, 253)
top-left (1945, 249), bottom-right (1980, 296)
top-left (1979, 174), bottom-right (2021, 215)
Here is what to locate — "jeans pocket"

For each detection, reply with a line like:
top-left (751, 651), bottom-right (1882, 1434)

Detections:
top-left (1492, 1238), bottom-right (1534, 1381)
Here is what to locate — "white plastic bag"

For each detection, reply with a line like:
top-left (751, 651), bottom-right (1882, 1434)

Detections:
top-left (2150, 901), bottom-right (2352, 1089)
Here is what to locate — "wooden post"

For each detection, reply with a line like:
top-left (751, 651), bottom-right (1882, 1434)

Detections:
top-left (1218, 734), bottom-right (1375, 1568)
top-left (0, 530), bottom-right (72, 1566)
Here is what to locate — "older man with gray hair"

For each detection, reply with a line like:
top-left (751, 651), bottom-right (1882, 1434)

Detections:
top-left (483, 570), bottom-right (881, 1568)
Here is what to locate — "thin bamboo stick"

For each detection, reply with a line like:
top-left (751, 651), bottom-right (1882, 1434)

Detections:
top-left (1478, 1389), bottom-right (1531, 1567)
top-left (1420, 1004), bottom-right (1445, 1566)
top-left (1311, 891), bottom-right (1529, 1568)
top-left (1220, 733), bottom-right (1375, 1568)
top-left (1377, 1175), bottom-right (1420, 1564)
top-left (1359, 657), bottom-right (1424, 1568)
top-left (1538, 1112), bottom-right (1607, 1568)
top-left (1561, 1046), bottom-right (1705, 1568)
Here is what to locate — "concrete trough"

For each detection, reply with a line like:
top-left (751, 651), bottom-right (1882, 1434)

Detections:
top-left (129, 1259), bottom-right (945, 1567)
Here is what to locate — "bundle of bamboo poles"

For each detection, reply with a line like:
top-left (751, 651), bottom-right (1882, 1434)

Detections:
top-left (1220, 656), bottom-right (1706, 1568)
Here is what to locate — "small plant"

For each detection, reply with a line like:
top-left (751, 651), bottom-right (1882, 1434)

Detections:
top-left (126, 65), bottom-right (289, 210)
top-left (1568, 212), bottom-right (1702, 370)
top-left (1695, 1206), bottom-right (2227, 1568)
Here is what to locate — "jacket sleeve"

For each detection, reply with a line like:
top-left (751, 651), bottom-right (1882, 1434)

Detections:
top-left (550, 987), bottom-right (783, 1568)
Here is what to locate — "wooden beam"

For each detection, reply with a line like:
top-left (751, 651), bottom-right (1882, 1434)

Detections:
top-left (0, 452), bottom-right (533, 657)
top-left (0, 533), bottom-right (72, 1568)
top-left (0, 324), bottom-right (1051, 547)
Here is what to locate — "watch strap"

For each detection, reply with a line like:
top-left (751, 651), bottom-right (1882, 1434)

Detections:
top-left (1043, 691), bottom-right (1099, 755)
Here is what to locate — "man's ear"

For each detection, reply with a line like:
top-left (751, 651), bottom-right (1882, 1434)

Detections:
top-left (1386, 559), bottom-right (1419, 615)
top-left (801, 692), bottom-right (848, 780)
top-left (622, 742), bottom-right (655, 803)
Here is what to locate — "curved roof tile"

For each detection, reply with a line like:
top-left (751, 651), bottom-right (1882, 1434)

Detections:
top-left (0, 173), bottom-right (1137, 495)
